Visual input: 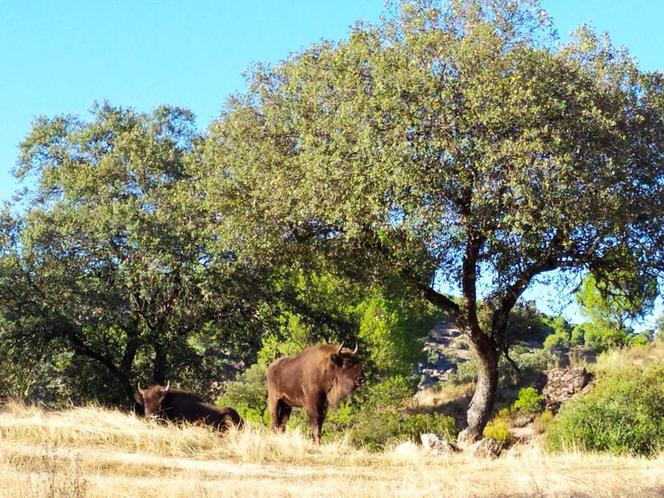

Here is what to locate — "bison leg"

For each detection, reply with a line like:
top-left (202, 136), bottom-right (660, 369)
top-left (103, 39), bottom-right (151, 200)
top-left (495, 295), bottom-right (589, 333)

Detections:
top-left (269, 394), bottom-right (292, 433)
top-left (276, 402), bottom-right (292, 431)
top-left (305, 395), bottom-right (327, 444)
top-left (268, 393), bottom-right (281, 432)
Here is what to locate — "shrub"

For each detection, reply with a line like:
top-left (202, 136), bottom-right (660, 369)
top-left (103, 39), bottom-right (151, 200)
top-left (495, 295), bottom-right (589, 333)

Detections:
top-left (628, 334), bottom-right (649, 347)
top-left (543, 331), bottom-right (570, 352)
top-left (519, 347), bottom-right (558, 369)
top-left (483, 418), bottom-right (513, 444)
top-left (356, 282), bottom-right (440, 378)
top-left (571, 324), bottom-right (586, 345)
top-left (345, 376), bottom-right (457, 450)
top-left (217, 363), bottom-right (460, 449)
top-left (504, 301), bottom-right (555, 345)
top-left (546, 364), bottom-right (664, 456)
top-left (513, 387), bottom-right (544, 414)
top-left (449, 357), bottom-right (478, 385)
top-left (400, 413), bottom-right (457, 441)
top-left (349, 409), bottom-right (456, 450)
top-left (216, 364), bottom-right (268, 424)
top-left (497, 347), bottom-right (558, 396)
top-left (593, 342), bottom-right (664, 376)
top-left (583, 324), bottom-right (628, 352)
top-left (533, 410), bottom-right (555, 434)
top-left (448, 346), bottom-right (556, 400)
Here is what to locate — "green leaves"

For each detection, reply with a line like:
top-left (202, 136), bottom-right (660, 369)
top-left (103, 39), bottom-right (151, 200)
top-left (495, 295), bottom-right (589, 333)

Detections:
top-left (204, 0), bottom-right (663, 323)
top-left (577, 272), bottom-right (657, 332)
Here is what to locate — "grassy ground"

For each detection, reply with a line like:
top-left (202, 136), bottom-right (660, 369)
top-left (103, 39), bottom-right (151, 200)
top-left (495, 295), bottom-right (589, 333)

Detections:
top-left (1, 402), bottom-right (663, 497)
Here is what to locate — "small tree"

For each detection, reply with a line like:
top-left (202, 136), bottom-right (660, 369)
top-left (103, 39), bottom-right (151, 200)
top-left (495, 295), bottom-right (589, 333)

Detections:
top-left (577, 273), bottom-right (657, 332)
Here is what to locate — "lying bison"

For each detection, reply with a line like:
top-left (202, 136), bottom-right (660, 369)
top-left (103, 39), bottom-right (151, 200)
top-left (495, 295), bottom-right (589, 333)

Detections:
top-left (267, 343), bottom-right (365, 443)
top-left (134, 382), bottom-right (243, 431)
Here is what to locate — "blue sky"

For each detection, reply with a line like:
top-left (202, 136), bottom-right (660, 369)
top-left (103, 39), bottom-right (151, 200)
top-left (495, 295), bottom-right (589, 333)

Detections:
top-left (1, 1), bottom-right (662, 328)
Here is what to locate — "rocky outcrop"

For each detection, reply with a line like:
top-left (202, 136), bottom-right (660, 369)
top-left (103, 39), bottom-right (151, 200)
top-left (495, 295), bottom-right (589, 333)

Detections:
top-left (416, 319), bottom-right (470, 389)
top-left (536, 367), bottom-right (594, 413)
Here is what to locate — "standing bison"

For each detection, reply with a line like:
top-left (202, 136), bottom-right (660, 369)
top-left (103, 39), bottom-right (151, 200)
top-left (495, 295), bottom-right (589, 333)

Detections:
top-left (134, 382), bottom-right (244, 431)
top-left (267, 343), bottom-right (365, 443)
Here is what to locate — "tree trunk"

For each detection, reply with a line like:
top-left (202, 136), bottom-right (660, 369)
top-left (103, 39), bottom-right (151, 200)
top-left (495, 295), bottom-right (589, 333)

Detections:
top-left (459, 341), bottom-right (499, 442)
top-left (153, 344), bottom-right (168, 385)
top-left (119, 337), bottom-right (140, 404)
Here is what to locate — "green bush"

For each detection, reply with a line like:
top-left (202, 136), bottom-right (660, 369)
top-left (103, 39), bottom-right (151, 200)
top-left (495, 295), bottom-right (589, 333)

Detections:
top-left (628, 334), bottom-right (649, 347)
top-left (448, 346), bottom-right (556, 397)
top-left (356, 281), bottom-right (440, 378)
top-left (543, 331), bottom-right (570, 352)
top-left (483, 418), bottom-right (513, 444)
top-left (571, 324), bottom-right (587, 345)
top-left (547, 364), bottom-right (664, 456)
top-left (345, 376), bottom-right (457, 450)
top-left (216, 364), bottom-right (268, 424)
top-left (583, 324), bottom-right (629, 352)
top-left (449, 357), bottom-right (478, 385)
top-left (513, 387), bottom-right (544, 414)
top-left (349, 409), bottom-right (457, 451)
top-left (481, 300), bottom-right (554, 346)
top-left (400, 413), bottom-right (457, 441)
top-left (216, 367), bottom-right (457, 450)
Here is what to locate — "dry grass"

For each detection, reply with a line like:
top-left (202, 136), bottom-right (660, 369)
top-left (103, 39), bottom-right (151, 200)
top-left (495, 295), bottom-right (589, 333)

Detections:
top-left (592, 341), bottom-right (664, 376)
top-left (413, 381), bottom-right (475, 409)
top-left (1, 401), bottom-right (663, 497)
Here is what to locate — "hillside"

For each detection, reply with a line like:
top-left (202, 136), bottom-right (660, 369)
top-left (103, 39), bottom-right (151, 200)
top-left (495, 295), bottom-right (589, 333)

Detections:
top-left (1, 402), bottom-right (663, 497)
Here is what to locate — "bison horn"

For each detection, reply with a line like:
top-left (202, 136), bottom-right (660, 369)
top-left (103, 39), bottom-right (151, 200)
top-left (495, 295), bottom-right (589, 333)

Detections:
top-left (336, 342), bottom-right (345, 355)
top-left (137, 382), bottom-right (144, 395)
top-left (164, 381), bottom-right (170, 393)
top-left (352, 342), bottom-right (358, 354)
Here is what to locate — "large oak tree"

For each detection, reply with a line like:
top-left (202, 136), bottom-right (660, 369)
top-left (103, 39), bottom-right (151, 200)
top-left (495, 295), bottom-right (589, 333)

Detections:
top-left (203, 0), bottom-right (664, 439)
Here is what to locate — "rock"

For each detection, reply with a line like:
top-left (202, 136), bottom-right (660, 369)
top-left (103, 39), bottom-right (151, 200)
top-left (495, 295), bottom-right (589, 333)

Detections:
top-left (420, 433), bottom-right (459, 455)
top-left (393, 441), bottom-right (420, 458)
top-left (536, 367), bottom-right (593, 413)
top-left (416, 319), bottom-right (470, 389)
top-left (459, 437), bottom-right (502, 458)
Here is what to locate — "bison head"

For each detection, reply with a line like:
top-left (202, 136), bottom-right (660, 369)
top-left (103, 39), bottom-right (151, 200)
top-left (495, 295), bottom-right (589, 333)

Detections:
top-left (134, 382), bottom-right (170, 419)
top-left (329, 343), bottom-right (365, 405)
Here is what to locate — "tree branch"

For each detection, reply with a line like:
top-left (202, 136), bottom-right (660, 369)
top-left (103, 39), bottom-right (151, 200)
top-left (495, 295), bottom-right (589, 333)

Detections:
top-left (489, 233), bottom-right (566, 349)
top-left (502, 346), bottom-right (520, 373)
top-left (410, 279), bottom-right (460, 316)
top-left (461, 232), bottom-right (485, 341)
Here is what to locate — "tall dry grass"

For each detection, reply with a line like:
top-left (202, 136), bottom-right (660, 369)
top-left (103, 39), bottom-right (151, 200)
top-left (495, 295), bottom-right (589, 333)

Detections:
top-left (1, 401), bottom-right (663, 497)
top-left (592, 341), bottom-right (664, 376)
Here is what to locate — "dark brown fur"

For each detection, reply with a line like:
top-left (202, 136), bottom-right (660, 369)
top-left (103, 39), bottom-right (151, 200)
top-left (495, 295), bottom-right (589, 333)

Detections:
top-left (134, 385), bottom-right (243, 431)
top-left (266, 344), bottom-right (365, 443)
